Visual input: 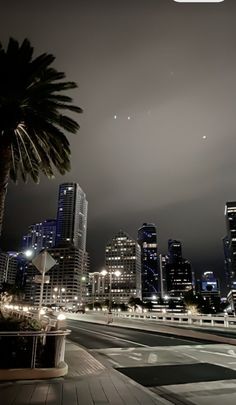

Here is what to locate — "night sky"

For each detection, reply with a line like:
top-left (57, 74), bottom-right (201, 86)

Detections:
top-left (1, 0), bottom-right (236, 284)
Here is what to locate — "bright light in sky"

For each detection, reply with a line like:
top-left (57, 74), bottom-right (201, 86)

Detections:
top-left (128, 116), bottom-right (131, 120)
top-left (114, 115), bottom-right (117, 119)
top-left (202, 135), bottom-right (207, 140)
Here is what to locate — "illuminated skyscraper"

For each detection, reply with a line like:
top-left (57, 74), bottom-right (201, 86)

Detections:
top-left (104, 230), bottom-right (142, 304)
top-left (22, 219), bottom-right (56, 253)
top-left (165, 239), bottom-right (193, 297)
top-left (138, 223), bottom-right (158, 300)
top-left (56, 183), bottom-right (88, 251)
top-left (168, 239), bottom-right (182, 264)
top-left (24, 247), bottom-right (88, 307)
top-left (224, 202), bottom-right (236, 288)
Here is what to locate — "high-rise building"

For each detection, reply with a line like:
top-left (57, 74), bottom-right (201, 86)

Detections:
top-left (24, 247), bottom-right (88, 307)
top-left (103, 230), bottom-right (142, 304)
top-left (224, 202), bottom-right (236, 288)
top-left (0, 251), bottom-right (23, 287)
top-left (168, 239), bottom-right (182, 264)
top-left (165, 239), bottom-right (193, 297)
top-left (159, 254), bottom-right (167, 299)
top-left (0, 251), bottom-right (18, 285)
top-left (138, 223), bottom-right (158, 300)
top-left (199, 271), bottom-right (221, 312)
top-left (22, 219), bottom-right (56, 253)
top-left (56, 183), bottom-right (88, 251)
top-left (87, 272), bottom-right (107, 305)
top-left (223, 236), bottom-right (231, 288)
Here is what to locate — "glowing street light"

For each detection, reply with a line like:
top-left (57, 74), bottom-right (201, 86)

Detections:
top-left (24, 249), bottom-right (33, 258)
top-left (4, 249), bottom-right (33, 284)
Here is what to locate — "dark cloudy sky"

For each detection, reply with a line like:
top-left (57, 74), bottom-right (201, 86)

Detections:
top-left (1, 0), bottom-right (236, 284)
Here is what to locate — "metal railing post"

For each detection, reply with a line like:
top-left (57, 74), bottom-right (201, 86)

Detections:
top-left (30, 336), bottom-right (38, 368)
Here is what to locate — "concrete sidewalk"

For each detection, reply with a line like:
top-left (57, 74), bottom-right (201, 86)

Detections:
top-left (0, 341), bottom-right (170, 405)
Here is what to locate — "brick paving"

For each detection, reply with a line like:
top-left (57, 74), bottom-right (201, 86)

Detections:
top-left (0, 341), bottom-right (169, 405)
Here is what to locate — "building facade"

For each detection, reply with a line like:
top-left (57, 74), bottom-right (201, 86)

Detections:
top-left (100, 230), bottom-right (142, 304)
top-left (56, 183), bottom-right (88, 251)
top-left (197, 271), bottom-right (220, 307)
top-left (22, 219), bottom-right (56, 253)
top-left (159, 254), bottom-right (167, 299)
top-left (24, 182), bottom-right (88, 307)
top-left (165, 239), bottom-right (193, 297)
top-left (24, 247), bottom-right (88, 308)
top-left (137, 223), bottom-right (159, 301)
top-left (224, 202), bottom-right (236, 289)
top-left (0, 252), bottom-right (18, 285)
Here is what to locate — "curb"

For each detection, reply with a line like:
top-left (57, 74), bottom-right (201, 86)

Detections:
top-left (0, 361), bottom-right (68, 381)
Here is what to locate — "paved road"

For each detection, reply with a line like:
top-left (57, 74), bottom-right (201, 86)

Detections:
top-left (164, 323), bottom-right (236, 340)
top-left (67, 319), bottom-right (207, 349)
top-left (67, 319), bottom-right (236, 405)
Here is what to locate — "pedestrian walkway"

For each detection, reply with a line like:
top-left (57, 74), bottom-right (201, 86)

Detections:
top-left (65, 341), bottom-right (105, 377)
top-left (0, 341), bottom-right (170, 405)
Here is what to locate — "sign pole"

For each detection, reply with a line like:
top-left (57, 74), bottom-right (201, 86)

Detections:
top-left (38, 251), bottom-right (46, 319)
top-left (32, 249), bottom-right (56, 320)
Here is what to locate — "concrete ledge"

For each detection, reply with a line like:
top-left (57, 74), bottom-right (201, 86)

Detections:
top-left (0, 361), bottom-right (68, 381)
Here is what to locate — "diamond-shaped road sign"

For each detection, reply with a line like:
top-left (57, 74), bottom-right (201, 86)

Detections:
top-left (32, 250), bottom-right (56, 274)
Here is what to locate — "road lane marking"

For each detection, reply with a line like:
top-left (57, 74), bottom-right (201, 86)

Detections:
top-left (107, 358), bottom-right (122, 367)
top-left (129, 356), bottom-right (142, 361)
top-left (173, 350), bottom-right (199, 362)
top-left (199, 350), bottom-right (236, 358)
top-left (69, 324), bottom-right (149, 347)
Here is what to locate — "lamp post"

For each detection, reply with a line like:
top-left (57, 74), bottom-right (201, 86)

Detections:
top-left (4, 249), bottom-right (33, 283)
top-left (100, 269), bottom-right (121, 312)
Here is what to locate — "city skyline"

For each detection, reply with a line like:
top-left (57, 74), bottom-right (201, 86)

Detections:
top-left (2, 178), bottom-right (232, 290)
top-left (1, 0), bottom-right (236, 280)
top-left (1, 178), bottom-right (235, 283)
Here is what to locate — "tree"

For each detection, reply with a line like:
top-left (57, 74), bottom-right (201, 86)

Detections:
top-left (183, 289), bottom-right (199, 314)
top-left (128, 296), bottom-right (143, 310)
top-left (0, 38), bottom-right (82, 236)
top-left (143, 301), bottom-right (153, 311)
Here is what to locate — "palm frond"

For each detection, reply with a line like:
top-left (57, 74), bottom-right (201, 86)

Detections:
top-left (0, 37), bottom-right (82, 185)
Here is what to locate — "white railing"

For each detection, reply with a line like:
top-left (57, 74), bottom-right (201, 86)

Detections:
top-left (112, 311), bottom-right (236, 328)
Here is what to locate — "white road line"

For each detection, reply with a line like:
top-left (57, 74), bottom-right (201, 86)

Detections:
top-left (173, 350), bottom-right (199, 362)
top-left (129, 356), bottom-right (142, 361)
top-left (108, 358), bottom-right (122, 367)
top-left (199, 350), bottom-right (236, 358)
top-left (69, 324), bottom-right (149, 347)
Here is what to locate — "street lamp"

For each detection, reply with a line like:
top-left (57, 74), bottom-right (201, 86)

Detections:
top-left (100, 269), bottom-right (121, 312)
top-left (4, 250), bottom-right (33, 283)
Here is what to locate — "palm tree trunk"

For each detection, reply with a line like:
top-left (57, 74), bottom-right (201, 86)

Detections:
top-left (0, 146), bottom-right (11, 238)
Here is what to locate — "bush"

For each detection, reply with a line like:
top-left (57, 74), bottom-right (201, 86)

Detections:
top-left (0, 315), bottom-right (55, 369)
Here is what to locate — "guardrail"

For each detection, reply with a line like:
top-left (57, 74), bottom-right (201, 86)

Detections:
top-left (0, 329), bottom-right (70, 369)
top-left (112, 311), bottom-right (236, 328)
top-left (4, 308), bottom-right (58, 329)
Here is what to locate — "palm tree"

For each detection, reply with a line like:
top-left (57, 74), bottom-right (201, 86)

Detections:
top-left (0, 38), bottom-right (82, 236)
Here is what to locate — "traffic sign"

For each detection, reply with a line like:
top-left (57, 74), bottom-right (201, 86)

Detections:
top-left (32, 250), bottom-right (56, 274)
